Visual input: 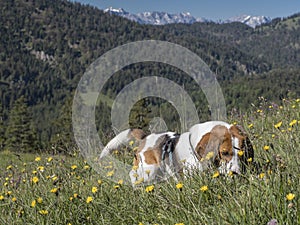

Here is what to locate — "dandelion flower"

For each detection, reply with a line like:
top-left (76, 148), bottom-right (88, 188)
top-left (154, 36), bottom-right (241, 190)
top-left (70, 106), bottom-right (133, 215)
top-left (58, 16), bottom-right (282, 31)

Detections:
top-left (238, 150), bottom-right (244, 157)
top-left (145, 185), bottom-right (155, 193)
top-left (37, 166), bottom-right (45, 172)
top-left (106, 170), bottom-right (114, 177)
top-left (84, 165), bottom-right (90, 170)
top-left (286, 193), bottom-right (295, 201)
top-left (92, 186), bottom-right (98, 193)
top-left (12, 197), bottom-right (17, 202)
top-left (32, 176), bottom-right (39, 184)
top-left (35, 157), bottom-right (41, 162)
top-left (86, 196), bottom-right (93, 204)
top-left (0, 195), bottom-right (4, 201)
top-left (212, 171), bottom-right (220, 178)
top-left (176, 183), bottom-right (183, 190)
top-left (248, 124), bottom-right (253, 129)
top-left (31, 200), bottom-right (36, 207)
top-left (37, 197), bottom-right (43, 203)
top-left (97, 180), bottom-right (102, 185)
top-left (274, 121), bottom-right (282, 129)
top-left (129, 140), bottom-right (134, 146)
top-left (71, 165), bottom-right (77, 170)
top-left (263, 145), bottom-right (270, 151)
top-left (47, 157), bottom-right (53, 162)
top-left (289, 119), bottom-right (297, 127)
top-left (117, 180), bottom-right (123, 185)
top-left (205, 151), bottom-right (214, 160)
top-left (50, 188), bottom-right (58, 193)
top-left (259, 173), bottom-right (265, 179)
top-left (39, 210), bottom-right (49, 215)
top-left (175, 223), bottom-right (185, 225)
top-left (6, 165), bottom-right (12, 170)
top-left (200, 185), bottom-right (208, 192)
top-left (247, 158), bottom-right (253, 162)
top-left (73, 193), bottom-right (78, 198)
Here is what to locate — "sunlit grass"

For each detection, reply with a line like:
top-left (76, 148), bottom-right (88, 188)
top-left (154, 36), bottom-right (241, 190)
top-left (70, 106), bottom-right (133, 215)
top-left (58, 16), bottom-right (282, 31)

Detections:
top-left (0, 98), bottom-right (299, 224)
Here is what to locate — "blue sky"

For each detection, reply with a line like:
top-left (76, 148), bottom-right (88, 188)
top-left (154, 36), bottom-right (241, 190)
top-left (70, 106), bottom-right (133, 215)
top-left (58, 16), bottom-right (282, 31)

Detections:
top-left (75, 0), bottom-right (300, 20)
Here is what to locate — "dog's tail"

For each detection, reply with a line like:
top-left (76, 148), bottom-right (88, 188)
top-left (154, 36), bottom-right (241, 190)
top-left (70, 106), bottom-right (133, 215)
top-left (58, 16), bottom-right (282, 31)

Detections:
top-left (99, 128), bottom-right (146, 159)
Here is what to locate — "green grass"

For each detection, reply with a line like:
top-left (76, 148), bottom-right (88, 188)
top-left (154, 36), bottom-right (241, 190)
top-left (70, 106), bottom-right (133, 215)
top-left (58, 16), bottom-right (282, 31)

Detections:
top-left (0, 98), bottom-right (299, 225)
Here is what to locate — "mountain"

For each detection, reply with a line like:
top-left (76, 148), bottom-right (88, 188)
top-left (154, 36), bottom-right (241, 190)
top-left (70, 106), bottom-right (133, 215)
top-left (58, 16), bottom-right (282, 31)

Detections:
top-left (226, 15), bottom-right (272, 28)
top-left (104, 7), bottom-right (270, 27)
top-left (104, 7), bottom-right (207, 25)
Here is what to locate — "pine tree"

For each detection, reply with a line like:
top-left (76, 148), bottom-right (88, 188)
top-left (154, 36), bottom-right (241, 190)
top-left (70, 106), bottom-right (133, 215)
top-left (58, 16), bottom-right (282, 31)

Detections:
top-left (5, 96), bottom-right (37, 152)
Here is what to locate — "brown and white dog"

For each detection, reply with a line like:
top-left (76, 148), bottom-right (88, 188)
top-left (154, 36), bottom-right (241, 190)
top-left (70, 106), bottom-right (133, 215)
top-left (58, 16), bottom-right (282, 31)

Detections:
top-left (99, 121), bottom-right (254, 185)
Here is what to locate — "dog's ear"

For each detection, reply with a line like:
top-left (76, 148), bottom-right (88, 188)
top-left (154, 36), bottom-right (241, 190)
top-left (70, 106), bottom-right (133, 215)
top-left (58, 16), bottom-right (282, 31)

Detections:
top-left (195, 125), bottom-right (232, 164)
top-left (230, 125), bottom-right (254, 170)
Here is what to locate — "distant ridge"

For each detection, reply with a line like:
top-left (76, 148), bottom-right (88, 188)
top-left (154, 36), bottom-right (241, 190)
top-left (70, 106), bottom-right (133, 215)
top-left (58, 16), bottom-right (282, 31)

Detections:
top-left (104, 7), bottom-right (271, 27)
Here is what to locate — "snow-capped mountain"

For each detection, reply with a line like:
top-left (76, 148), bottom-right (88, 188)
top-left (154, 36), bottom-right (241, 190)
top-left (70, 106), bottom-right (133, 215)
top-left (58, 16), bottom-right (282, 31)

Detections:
top-left (104, 7), bottom-right (271, 27)
top-left (226, 15), bottom-right (272, 28)
top-left (104, 7), bottom-right (207, 25)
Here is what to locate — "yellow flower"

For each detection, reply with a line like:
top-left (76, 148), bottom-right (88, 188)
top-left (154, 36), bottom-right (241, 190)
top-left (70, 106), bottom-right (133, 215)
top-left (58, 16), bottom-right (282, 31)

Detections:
top-left (176, 183), bottom-right (183, 189)
top-left (12, 197), bottom-right (17, 202)
top-left (134, 178), bottom-right (144, 186)
top-left (113, 185), bottom-right (120, 189)
top-left (228, 171), bottom-right (233, 177)
top-left (200, 185), bottom-right (208, 192)
top-left (32, 176), bottom-right (39, 184)
top-left (31, 200), bottom-right (36, 207)
top-left (39, 210), bottom-right (49, 215)
top-left (263, 145), bottom-right (270, 151)
top-left (212, 171), bottom-right (220, 178)
top-left (106, 170), bottom-right (114, 177)
top-left (37, 166), bottom-right (45, 172)
top-left (97, 180), bottom-right (102, 185)
top-left (50, 188), bottom-right (58, 193)
top-left (0, 195), bottom-right (4, 201)
top-left (6, 165), bottom-right (12, 170)
top-left (248, 123), bottom-right (253, 128)
top-left (145, 185), bottom-right (155, 193)
top-left (84, 165), bottom-right (90, 170)
top-left (92, 186), bottom-right (98, 193)
top-left (289, 119), bottom-right (297, 127)
top-left (274, 121), bottom-right (282, 129)
top-left (86, 196), bottom-right (93, 203)
top-left (35, 157), bottom-right (41, 162)
top-left (129, 140), bottom-right (134, 146)
top-left (71, 165), bottom-right (77, 170)
top-left (132, 166), bottom-right (139, 171)
top-left (286, 193), bottom-right (295, 201)
top-left (6, 191), bottom-right (12, 196)
top-left (175, 223), bottom-right (185, 225)
top-left (259, 173), bottom-right (265, 179)
top-left (205, 151), bottom-right (214, 160)
top-left (73, 193), bottom-right (78, 198)
top-left (117, 180), bottom-right (124, 185)
top-left (37, 197), bottom-right (43, 203)
top-left (238, 150), bottom-right (244, 157)
top-left (247, 158), bottom-right (253, 162)
top-left (47, 157), bottom-right (53, 162)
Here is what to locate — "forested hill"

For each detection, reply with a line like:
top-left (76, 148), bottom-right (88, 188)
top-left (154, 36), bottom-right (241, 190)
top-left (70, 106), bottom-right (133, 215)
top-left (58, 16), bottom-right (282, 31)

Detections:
top-left (0, 0), bottom-right (299, 152)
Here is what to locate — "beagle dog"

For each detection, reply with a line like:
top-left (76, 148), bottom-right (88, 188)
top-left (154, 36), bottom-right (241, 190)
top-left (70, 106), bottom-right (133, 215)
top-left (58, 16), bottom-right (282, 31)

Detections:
top-left (99, 121), bottom-right (254, 185)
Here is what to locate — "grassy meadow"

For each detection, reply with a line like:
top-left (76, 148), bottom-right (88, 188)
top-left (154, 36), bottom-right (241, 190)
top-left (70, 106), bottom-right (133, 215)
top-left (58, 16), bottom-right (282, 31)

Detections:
top-left (0, 98), bottom-right (299, 225)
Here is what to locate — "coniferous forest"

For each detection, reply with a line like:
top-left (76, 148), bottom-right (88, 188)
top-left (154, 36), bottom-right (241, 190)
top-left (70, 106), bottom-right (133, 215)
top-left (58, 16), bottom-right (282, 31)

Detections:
top-left (1, 0), bottom-right (300, 152)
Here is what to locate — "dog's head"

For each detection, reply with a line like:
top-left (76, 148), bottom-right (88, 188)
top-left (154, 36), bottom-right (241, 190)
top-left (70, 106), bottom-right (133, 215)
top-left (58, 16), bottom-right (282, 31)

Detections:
top-left (194, 124), bottom-right (254, 174)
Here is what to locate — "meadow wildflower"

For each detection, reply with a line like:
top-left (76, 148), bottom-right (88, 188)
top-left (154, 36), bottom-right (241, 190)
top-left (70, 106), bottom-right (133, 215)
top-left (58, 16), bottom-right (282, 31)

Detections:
top-left (263, 145), bottom-right (270, 151)
top-left (200, 185), bottom-right (208, 192)
top-left (50, 188), bottom-right (58, 193)
top-left (176, 183), bottom-right (183, 190)
top-left (238, 150), bottom-right (244, 157)
top-left (259, 173), bottom-right (265, 179)
top-left (31, 200), bottom-right (36, 207)
top-left (92, 186), bottom-right (98, 193)
top-left (129, 140), bottom-right (134, 146)
top-left (47, 157), bottom-right (53, 162)
top-left (145, 185), bottom-right (155, 193)
top-left (86, 196), bottom-right (93, 203)
top-left (0, 195), bottom-right (4, 201)
top-left (106, 170), bottom-right (114, 177)
top-left (71, 165), bottom-right (77, 170)
top-left (37, 197), bottom-right (43, 203)
top-left (274, 121), bottom-right (282, 129)
top-left (83, 165), bottom-right (90, 170)
top-left (175, 223), bottom-right (185, 225)
top-left (37, 166), bottom-right (45, 172)
top-left (132, 165), bottom-right (138, 171)
top-left (39, 210), bottom-right (49, 215)
top-left (97, 180), bottom-right (102, 185)
top-left (12, 197), bottom-right (17, 202)
top-left (286, 193), bottom-right (295, 201)
top-left (248, 123), bottom-right (254, 128)
top-left (6, 165), bottom-right (12, 170)
top-left (113, 185), bottom-right (120, 189)
top-left (35, 157), bottom-right (41, 162)
top-left (73, 193), bottom-right (78, 198)
top-left (134, 178), bottom-right (144, 186)
top-left (117, 180), bottom-right (124, 185)
top-left (212, 171), bottom-right (220, 178)
top-left (289, 119), bottom-right (297, 127)
top-left (247, 158), bottom-right (253, 163)
top-left (32, 176), bottom-right (39, 184)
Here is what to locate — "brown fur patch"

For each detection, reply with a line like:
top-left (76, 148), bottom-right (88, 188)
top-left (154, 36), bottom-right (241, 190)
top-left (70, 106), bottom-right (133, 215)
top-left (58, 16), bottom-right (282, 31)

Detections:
top-left (195, 125), bottom-right (233, 163)
top-left (229, 125), bottom-right (245, 149)
top-left (144, 147), bottom-right (161, 165)
top-left (130, 129), bottom-right (146, 141)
